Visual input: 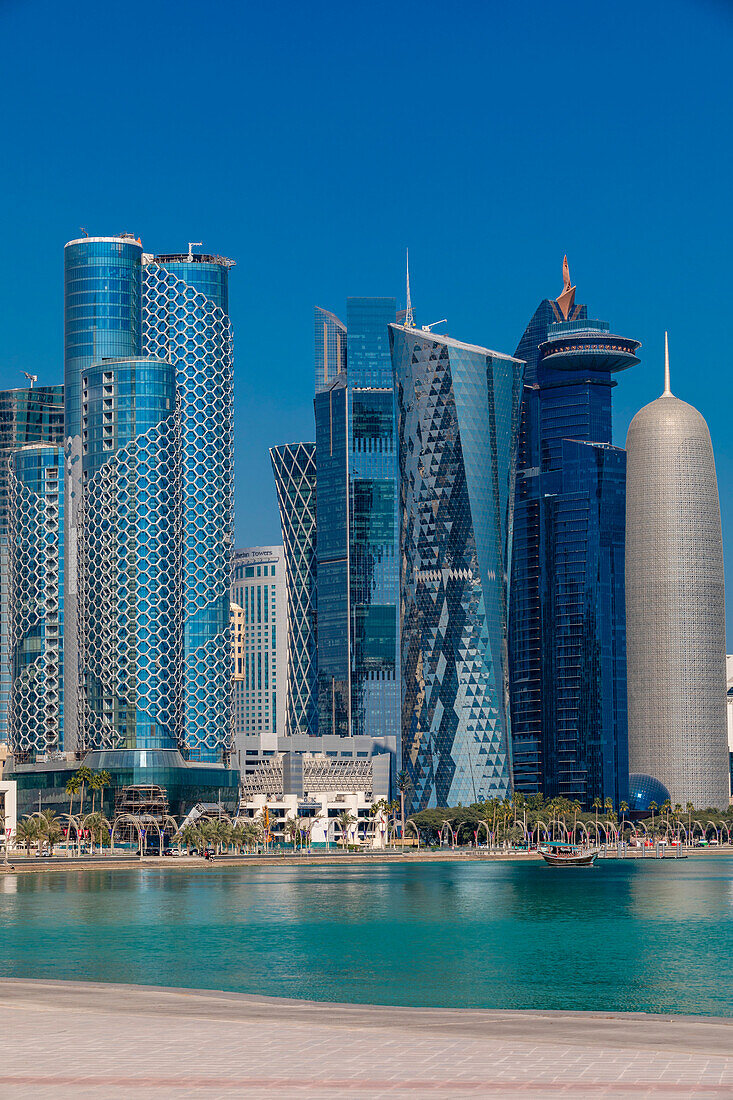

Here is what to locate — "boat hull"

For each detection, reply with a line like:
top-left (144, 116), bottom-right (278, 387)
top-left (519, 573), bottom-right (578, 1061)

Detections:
top-left (539, 848), bottom-right (599, 867)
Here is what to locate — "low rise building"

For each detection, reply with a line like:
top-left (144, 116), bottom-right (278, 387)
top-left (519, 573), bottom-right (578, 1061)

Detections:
top-left (238, 749), bottom-right (390, 847)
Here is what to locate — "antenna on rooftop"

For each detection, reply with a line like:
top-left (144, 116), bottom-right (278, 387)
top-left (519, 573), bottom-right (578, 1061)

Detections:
top-left (188, 241), bottom-right (203, 261)
top-left (405, 248), bottom-right (415, 328)
top-left (22, 371), bottom-right (37, 389)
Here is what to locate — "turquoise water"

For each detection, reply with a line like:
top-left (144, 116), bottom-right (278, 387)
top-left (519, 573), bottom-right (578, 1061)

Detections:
top-left (1, 855), bottom-right (732, 1015)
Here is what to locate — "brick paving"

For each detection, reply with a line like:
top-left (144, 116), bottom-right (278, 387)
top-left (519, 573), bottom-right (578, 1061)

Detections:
top-left (1, 979), bottom-right (732, 1099)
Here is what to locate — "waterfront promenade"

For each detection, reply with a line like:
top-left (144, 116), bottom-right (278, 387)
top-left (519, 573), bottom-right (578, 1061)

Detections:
top-left (1, 978), bottom-right (731, 1098)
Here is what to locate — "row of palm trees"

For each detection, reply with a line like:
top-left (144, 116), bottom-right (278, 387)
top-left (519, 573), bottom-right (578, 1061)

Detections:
top-left (65, 767), bottom-right (111, 820)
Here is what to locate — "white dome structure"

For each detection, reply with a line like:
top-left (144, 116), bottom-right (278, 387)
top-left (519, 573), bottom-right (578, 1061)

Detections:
top-left (625, 335), bottom-right (729, 809)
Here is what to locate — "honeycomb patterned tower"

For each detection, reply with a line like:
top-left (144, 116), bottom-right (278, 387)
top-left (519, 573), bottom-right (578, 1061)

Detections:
top-left (8, 445), bottom-right (65, 758)
top-left (270, 443), bottom-right (318, 736)
top-left (142, 255), bottom-right (234, 762)
top-left (78, 358), bottom-right (182, 752)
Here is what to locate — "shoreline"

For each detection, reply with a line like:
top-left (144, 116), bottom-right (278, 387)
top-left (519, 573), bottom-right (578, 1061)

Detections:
top-left (2, 846), bottom-right (728, 874)
top-left (0, 848), bottom-right (542, 873)
top-left (1, 977), bottom-right (731, 1098)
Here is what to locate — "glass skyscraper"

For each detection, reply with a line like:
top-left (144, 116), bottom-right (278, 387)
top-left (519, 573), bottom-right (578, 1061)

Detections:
top-left (0, 386), bottom-right (64, 744)
top-left (36, 233), bottom-right (240, 810)
top-left (390, 324), bottom-right (524, 810)
top-left (270, 443), bottom-right (318, 736)
top-left (508, 266), bottom-right (639, 808)
top-left (64, 236), bottom-right (143, 751)
top-left (79, 356), bottom-right (181, 752)
top-left (143, 253), bottom-right (235, 763)
top-left (8, 444), bottom-right (64, 759)
top-left (314, 298), bottom-right (400, 762)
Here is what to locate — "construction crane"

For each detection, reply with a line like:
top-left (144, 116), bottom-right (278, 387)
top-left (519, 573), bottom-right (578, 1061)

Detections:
top-left (22, 371), bottom-right (37, 389)
top-left (421, 319), bottom-right (447, 333)
top-left (187, 241), bottom-right (203, 261)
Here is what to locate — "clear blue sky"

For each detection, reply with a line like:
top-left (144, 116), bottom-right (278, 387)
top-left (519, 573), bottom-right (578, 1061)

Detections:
top-left (2, 0), bottom-right (732, 635)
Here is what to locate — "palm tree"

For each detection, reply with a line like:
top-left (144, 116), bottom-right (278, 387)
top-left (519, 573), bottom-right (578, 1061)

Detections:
top-left (40, 810), bottom-right (63, 855)
top-left (15, 817), bottom-right (39, 854)
top-left (244, 819), bottom-right (263, 853)
top-left (593, 797), bottom-right (602, 837)
top-left (686, 801), bottom-right (694, 845)
top-left (90, 770), bottom-right (111, 821)
top-left (74, 766), bottom-right (93, 818)
top-left (65, 776), bottom-right (80, 852)
top-left (336, 810), bottom-right (355, 850)
top-left (396, 770), bottom-right (411, 849)
top-left (649, 800), bottom-right (658, 837)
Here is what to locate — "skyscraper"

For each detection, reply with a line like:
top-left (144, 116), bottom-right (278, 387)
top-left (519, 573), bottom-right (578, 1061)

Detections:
top-left (0, 386), bottom-right (64, 744)
top-left (270, 442), bottom-right (318, 736)
top-left (143, 251), bottom-right (235, 763)
top-left (508, 262), bottom-right (639, 808)
top-left (64, 235), bottom-right (143, 752)
top-left (79, 356), bottom-right (182, 753)
top-left (8, 444), bottom-right (64, 758)
top-left (625, 338), bottom-right (729, 809)
top-left (14, 233), bottom-right (242, 816)
top-left (389, 323), bottom-right (524, 810)
top-left (314, 298), bottom-right (400, 763)
top-left (231, 546), bottom-right (287, 755)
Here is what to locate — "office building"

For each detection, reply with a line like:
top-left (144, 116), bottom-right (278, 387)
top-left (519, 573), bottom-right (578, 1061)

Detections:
top-left (79, 355), bottom-right (182, 753)
top-left (231, 546), bottom-right (287, 759)
top-left (64, 236), bottom-right (143, 752)
top-left (270, 442), bottom-right (318, 736)
top-left (508, 260), bottom-right (639, 808)
top-left (314, 306), bottom-right (347, 394)
top-left (626, 338), bottom-right (729, 809)
top-left (4, 234), bottom-right (240, 817)
top-left (7, 445), bottom-right (65, 758)
top-left (389, 322), bottom-right (524, 810)
top-left (314, 298), bottom-right (400, 766)
top-left (143, 250), bottom-right (235, 763)
top-left (0, 386), bottom-right (64, 744)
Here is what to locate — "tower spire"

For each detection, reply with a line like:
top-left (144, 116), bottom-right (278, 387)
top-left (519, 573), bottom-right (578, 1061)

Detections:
top-left (405, 248), bottom-right (414, 328)
top-left (663, 331), bottom-right (671, 395)
top-left (555, 254), bottom-right (577, 320)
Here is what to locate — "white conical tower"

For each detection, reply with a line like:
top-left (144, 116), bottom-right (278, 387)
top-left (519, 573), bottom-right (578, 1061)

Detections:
top-left (625, 335), bottom-right (729, 808)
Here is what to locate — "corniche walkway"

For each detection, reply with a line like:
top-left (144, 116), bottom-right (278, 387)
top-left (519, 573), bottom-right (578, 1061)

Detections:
top-left (1, 979), bottom-right (732, 1099)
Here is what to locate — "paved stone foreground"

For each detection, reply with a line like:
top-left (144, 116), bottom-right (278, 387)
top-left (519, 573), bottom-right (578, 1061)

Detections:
top-left (1, 978), bottom-right (732, 1099)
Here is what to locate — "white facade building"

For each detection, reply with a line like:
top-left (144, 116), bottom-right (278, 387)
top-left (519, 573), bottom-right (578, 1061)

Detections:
top-left (231, 547), bottom-right (287, 762)
top-left (237, 751), bottom-right (391, 847)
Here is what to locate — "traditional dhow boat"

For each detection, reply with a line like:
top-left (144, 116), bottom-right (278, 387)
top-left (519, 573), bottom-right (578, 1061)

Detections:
top-left (539, 841), bottom-right (600, 867)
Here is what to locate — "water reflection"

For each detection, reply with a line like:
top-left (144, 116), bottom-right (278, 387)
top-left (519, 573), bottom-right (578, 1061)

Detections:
top-left (0, 857), bottom-right (731, 1015)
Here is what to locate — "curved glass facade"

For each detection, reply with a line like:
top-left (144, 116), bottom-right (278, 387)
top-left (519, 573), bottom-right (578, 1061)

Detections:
top-left (8, 445), bottom-right (64, 758)
top-left (390, 324), bottom-right (524, 810)
top-left (142, 256), bottom-right (234, 762)
top-left (627, 773), bottom-right (671, 813)
top-left (64, 236), bottom-right (143, 751)
top-left (79, 357), bottom-right (181, 752)
top-left (270, 443), bottom-right (318, 736)
top-left (509, 292), bottom-right (637, 810)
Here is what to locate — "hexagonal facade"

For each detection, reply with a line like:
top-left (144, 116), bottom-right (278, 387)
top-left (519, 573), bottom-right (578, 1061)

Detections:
top-left (8, 445), bottom-right (65, 758)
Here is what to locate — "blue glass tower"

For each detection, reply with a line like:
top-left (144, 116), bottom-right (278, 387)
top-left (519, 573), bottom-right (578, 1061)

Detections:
top-left (0, 386), bottom-right (64, 744)
top-left (143, 252), bottom-right (234, 763)
top-left (270, 443), bottom-right (318, 736)
top-left (390, 324), bottom-right (524, 810)
top-left (314, 298), bottom-right (400, 763)
top-left (508, 263), bottom-right (640, 808)
top-left (8, 444), bottom-right (64, 759)
top-left (79, 357), bottom-right (181, 751)
top-left (64, 235), bottom-right (143, 751)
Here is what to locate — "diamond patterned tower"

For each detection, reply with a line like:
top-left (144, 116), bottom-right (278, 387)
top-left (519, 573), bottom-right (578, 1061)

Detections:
top-left (270, 443), bottom-right (318, 736)
top-left (389, 324), bottom-right (524, 810)
top-left (142, 253), bottom-right (235, 762)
